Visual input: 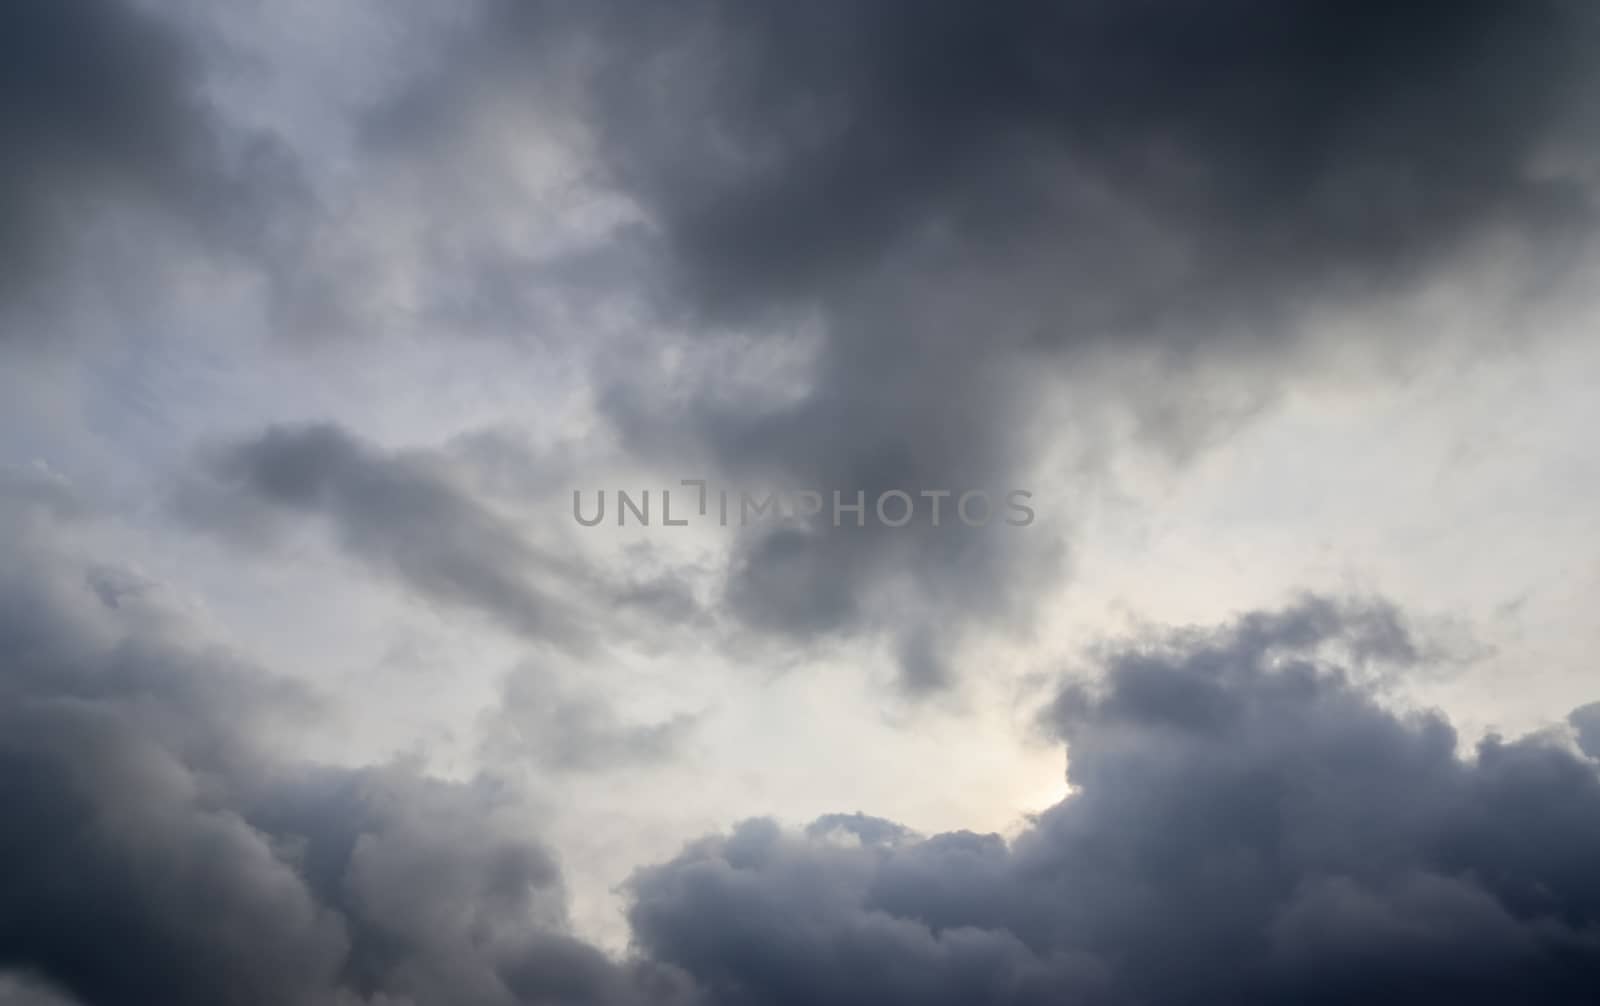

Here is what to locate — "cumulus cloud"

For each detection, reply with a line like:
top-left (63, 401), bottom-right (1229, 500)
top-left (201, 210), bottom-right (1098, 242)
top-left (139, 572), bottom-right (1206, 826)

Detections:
top-left (0, 475), bottom-right (696, 1006)
top-left (626, 598), bottom-right (1600, 1005)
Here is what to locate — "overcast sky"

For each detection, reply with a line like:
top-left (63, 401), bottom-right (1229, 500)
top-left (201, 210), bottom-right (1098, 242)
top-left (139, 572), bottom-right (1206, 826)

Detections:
top-left (4, 2), bottom-right (1600, 1003)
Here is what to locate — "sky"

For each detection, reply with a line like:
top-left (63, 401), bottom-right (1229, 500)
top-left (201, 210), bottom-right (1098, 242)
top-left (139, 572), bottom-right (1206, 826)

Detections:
top-left (3, 1), bottom-right (1600, 1003)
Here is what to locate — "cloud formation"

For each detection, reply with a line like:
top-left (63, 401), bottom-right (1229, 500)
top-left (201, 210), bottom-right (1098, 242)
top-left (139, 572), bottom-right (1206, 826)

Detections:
top-left (7, 466), bottom-right (1600, 1004)
top-left (177, 423), bottom-right (598, 649)
top-left (1570, 701), bottom-right (1600, 760)
top-left (567, 0), bottom-right (1597, 324)
top-left (368, 0), bottom-right (1600, 686)
top-left (6, 7), bottom-right (1600, 1004)
top-left (1, 0), bottom-right (201, 298)
top-left (627, 597), bottom-right (1600, 1005)
top-left (0, 476), bottom-right (696, 1006)
top-left (0, 0), bottom-right (306, 331)
top-left (483, 666), bottom-right (699, 774)
top-left (179, 423), bottom-right (706, 644)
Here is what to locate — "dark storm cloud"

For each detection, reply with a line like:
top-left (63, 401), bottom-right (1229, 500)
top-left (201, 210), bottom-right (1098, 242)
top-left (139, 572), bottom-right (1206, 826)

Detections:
top-left (1, 0), bottom-right (196, 290)
top-left (625, 597), bottom-right (1600, 1005)
top-left (396, 0), bottom-right (1600, 688)
top-left (0, 0), bottom-right (309, 331)
top-left (0, 491), bottom-right (699, 1006)
top-left (0, 496), bottom-right (344, 1004)
top-left (236, 763), bottom-right (702, 1006)
top-left (558, 0), bottom-right (1599, 329)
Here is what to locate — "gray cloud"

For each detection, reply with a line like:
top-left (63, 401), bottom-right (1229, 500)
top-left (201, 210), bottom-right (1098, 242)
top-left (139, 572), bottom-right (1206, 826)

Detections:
top-left (10, 476), bottom-right (1600, 1003)
top-left (370, 0), bottom-right (1600, 688)
top-left (0, 464), bottom-right (82, 523)
top-left (7, 7), bottom-right (1600, 1002)
top-left (10, 2), bottom-right (1598, 692)
top-left (176, 422), bottom-right (716, 773)
top-left (1570, 701), bottom-right (1600, 760)
top-left (0, 0), bottom-right (199, 298)
top-left (176, 422), bottom-right (599, 651)
top-left (0, 0), bottom-right (309, 333)
top-left (0, 486), bottom-right (698, 1006)
top-left (577, 0), bottom-right (1597, 329)
top-left (0, 976), bottom-right (80, 1006)
top-left (0, 503), bottom-right (353, 1004)
top-left (625, 596), bottom-right (1600, 1005)
top-left (482, 666), bottom-right (699, 774)
top-left (176, 422), bottom-right (717, 665)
